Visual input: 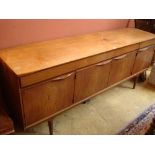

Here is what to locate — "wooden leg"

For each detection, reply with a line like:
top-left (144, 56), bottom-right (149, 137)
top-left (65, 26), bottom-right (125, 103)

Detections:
top-left (48, 120), bottom-right (53, 135)
top-left (144, 70), bottom-right (147, 78)
top-left (133, 75), bottom-right (139, 89)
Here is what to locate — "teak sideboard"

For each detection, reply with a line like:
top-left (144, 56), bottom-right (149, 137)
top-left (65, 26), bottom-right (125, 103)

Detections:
top-left (0, 28), bottom-right (155, 130)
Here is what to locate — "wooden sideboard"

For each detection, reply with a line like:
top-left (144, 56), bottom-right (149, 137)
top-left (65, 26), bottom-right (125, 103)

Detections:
top-left (0, 28), bottom-right (155, 130)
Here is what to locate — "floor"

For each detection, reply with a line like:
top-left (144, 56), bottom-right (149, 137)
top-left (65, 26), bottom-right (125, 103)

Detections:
top-left (15, 71), bottom-right (155, 135)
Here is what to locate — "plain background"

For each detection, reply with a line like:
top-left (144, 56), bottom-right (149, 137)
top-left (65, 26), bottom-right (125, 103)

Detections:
top-left (0, 19), bottom-right (134, 50)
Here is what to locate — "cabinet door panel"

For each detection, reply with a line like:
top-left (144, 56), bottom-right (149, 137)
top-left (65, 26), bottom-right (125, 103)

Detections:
top-left (108, 51), bottom-right (137, 86)
top-left (132, 46), bottom-right (155, 74)
top-left (22, 72), bottom-right (75, 126)
top-left (74, 60), bottom-right (112, 103)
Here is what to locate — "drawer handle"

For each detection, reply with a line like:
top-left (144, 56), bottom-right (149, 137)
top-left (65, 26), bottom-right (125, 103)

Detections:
top-left (52, 73), bottom-right (73, 81)
top-left (114, 54), bottom-right (127, 60)
top-left (96, 60), bottom-right (112, 66)
top-left (139, 45), bottom-right (155, 52)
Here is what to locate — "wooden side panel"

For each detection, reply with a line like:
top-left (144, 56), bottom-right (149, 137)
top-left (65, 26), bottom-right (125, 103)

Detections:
top-left (74, 59), bottom-right (112, 103)
top-left (132, 46), bottom-right (155, 74)
top-left (0, 60), bottom-right (24, 129)
top-left (108, 51), bottom-right (137, 86)
top-left (21, 72), bottom-right (75, 127)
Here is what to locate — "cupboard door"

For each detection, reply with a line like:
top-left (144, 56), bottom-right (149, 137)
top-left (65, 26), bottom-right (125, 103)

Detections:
top-left (108, 51), bottom-right (137, 86)
top-left (74, 59), bottom-right (112, 103)
top-left (132, 46), bottom-right (155, 74)
top-left (22, 72), bottom-right (75, 126)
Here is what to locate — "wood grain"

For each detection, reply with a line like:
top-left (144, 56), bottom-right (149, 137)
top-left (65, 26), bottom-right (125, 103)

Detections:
top-left (74, 59), bottom-right (112, 102)
top-left (132, 46), bottom-right (155, 74)
top-left (20, 43), bottom-right (139, 87)
top-left (0, 28), bottom-right (154, 87)
top-left (24, 68), bottom-right (149, 129)
top-left (140, 38), bottom-right (155, 48)
top-left (108, 51), bottom-right (137, 86)
top-left (21, 72), bottom-right (75, 126)
top-left (0, 28), bottom-right (155, 77)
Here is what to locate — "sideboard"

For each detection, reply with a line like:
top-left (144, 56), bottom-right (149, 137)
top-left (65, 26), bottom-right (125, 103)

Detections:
top-left (0, 28), bottom-right (155, 132)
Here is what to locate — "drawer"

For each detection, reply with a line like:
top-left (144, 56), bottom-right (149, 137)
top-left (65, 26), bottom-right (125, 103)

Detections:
top-left (132, 45), bottom-right (155, 74)
top-left (108, 51), bottom-right (137, 86)
top-left (140, 39), bottom-right (155, 48)
top-left (74, 59), bottom-right (112, 103)
top-left (21, 72), bottom-right (75, 127)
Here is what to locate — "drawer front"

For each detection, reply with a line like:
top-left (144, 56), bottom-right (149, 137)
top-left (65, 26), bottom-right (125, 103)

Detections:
top-left (108, 51), bottom-right (137, 86)
top-left (140, 39), bottom-right (155, 48)
top-left (74, 59), bottom-right (112, 103)
top-left (132, 46), bottom-right (155, 74)
top-left (21, 72), bottom-right (75, 126)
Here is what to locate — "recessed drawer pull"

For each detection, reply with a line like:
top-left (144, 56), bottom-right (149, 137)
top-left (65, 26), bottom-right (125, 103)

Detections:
top-left (114, 54), bottom-right (127, 60)
top-left (96, 60), bottom-right (112, 66)
top-left (139, 45), bottom-right (155, 52)
top-left (52, 73), bottom-right (73, 81)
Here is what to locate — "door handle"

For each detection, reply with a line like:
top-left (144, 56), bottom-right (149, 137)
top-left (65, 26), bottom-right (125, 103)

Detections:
top-left (96, 60), bottom-right (112, 66)
top-left (51, 73), bottom-right (73, 81)
top-left (114, 54), bottom-right (127, 60)
top-left (139, 45), bottom-right (155, 52)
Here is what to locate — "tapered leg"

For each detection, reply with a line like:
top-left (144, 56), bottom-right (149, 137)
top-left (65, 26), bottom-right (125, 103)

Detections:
top-left (48, 120), bottom-right (53, 135)
top-left (133, 75), bottom-right (139, 89)
top-left (144, 70), bottom-right (147, 78)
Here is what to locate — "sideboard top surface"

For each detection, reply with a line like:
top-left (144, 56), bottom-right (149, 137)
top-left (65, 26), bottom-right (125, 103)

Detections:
top-left (0, 28), bottom-right (155, 76)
